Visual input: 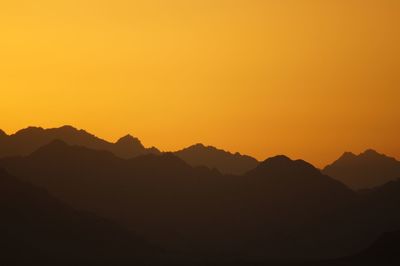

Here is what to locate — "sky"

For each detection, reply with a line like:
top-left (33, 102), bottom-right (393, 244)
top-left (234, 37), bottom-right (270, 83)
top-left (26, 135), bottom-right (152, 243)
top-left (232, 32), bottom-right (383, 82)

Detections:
top-left (1, 0), bottom-right (399, 167)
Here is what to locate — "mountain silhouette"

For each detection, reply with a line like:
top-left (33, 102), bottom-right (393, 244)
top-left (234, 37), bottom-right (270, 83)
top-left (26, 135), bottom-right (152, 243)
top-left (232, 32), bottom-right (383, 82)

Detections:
top-left (0, 125), bottom-right (160, 159)
top-left (323, 149), bottom-right (400, 189)
top-left (239, 156), bottom-right (363, 258)
top-left (0, 126), bottom-right (259, 174)
top-left (0, 168), bottom-right (156, 264)
top-left (0, 141), bottom-right (379, 260)
top-left (174, 143), bottom-right (259, 174)
top-left (1, 129), bottom-right (399, 262)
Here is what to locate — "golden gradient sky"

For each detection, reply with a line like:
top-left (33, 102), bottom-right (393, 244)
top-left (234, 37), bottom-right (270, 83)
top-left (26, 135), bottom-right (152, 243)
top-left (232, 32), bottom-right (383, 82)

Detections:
top-left (1, 0), bottom-right (399, 167)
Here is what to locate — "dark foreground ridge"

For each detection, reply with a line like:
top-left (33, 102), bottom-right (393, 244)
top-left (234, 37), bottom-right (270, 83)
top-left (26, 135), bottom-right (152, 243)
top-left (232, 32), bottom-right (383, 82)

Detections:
top-left (0, 168), bottom-right (157, 265)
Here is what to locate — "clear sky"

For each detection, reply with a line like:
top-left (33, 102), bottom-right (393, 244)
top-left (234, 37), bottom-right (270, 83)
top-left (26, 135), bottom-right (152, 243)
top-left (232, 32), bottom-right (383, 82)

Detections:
top-left (1, 0), bottom-right (399, 167)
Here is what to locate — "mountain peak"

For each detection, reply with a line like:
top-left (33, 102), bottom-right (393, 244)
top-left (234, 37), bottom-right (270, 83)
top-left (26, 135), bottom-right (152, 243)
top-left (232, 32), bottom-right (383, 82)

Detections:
top-left (323, 149), bottom-right (400, 189)
top-left (174, 143), bottom-right (258, 175)
top-left (249, 155), bottom-right (319, 177)
top-left (116, 134), bottom-right (144, 147)
top-left (361, 149), bottom-right (381, 157)
top-left (339, 151), bottom-right (356, 160)
top-left (263, 155), bottom-right (292, 164)
top-left (192, 143), bottom-right (206, 148)
top-left (185, 143), bottom-right (212, 151)
top-left (59, 125), bottom-right (77, 130)
top-left (0, 129), bottom-right (7, 138)
top-left (15, 126), bottom-right (45, 136)
top-left (56, 125), bottom-right (80, 133)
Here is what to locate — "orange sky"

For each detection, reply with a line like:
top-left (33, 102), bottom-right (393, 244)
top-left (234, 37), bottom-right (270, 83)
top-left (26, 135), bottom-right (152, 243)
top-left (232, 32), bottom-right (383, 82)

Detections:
top-left (1, 0), bottom-right (399, 167)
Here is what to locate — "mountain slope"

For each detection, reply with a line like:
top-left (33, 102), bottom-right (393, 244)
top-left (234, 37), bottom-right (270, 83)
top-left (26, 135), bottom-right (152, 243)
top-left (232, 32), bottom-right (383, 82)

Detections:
top-left (0, 125), bottom-right (160, 159)
top-left (0, 143), bottom-right (366, 259)
top-left (174, 143), bottom-right (259, 174)
top-left (357, 230), bottom-right (400, 264)
top-left (239, 156), bottom-right (360, 258)
top-left (0, 168), bottom-right (155, 263)
top-left (0, 126), bottom-right (258, 174)
top-left (323, 149), bottom-right (400, 189)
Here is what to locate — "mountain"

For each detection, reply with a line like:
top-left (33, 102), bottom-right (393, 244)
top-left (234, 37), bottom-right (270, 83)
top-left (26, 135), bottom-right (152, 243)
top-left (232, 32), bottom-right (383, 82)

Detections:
top-left (174, 143), bottom-right (259, 175)
top-left (323, 149), bottom-right (400, 190)
top-left (356, 230), bottom-right (400, 264)
top-left (0, 126), bottom-right (258, 174)
top-left (0, 168), bottom-right (155, 264)
top-left (334, 230), bottom-right (400, 266)
top-left (0, 125), bottom-right (160, 159)
top-left (0, 140), bottom-right (228, 255)
top-left (240, 156), bottom-right (361, 258)
top-left (0, 142), bottom-right (368, 259)
top-left (0, 128), bottom-right (6, 138)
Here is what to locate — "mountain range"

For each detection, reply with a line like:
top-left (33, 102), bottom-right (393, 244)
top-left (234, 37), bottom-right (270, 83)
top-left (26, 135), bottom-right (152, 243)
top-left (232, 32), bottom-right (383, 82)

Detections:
top-left (1, 139), bottom-right (399, 260)
top-left (0, 126), bottom-right (258, 175)
top-left (1, 125), bottom-right (400, 264)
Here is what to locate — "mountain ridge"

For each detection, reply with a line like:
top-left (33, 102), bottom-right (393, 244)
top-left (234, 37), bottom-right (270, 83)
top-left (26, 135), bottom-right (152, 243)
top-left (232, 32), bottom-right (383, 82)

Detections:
top-left (0, 125), bottom-right (259, 175)
top-left (323, 149), bottom-right (400, 189)
top-left (0, 141), bottom-right (372, 259)
top-left (175, 143), bottom-right (259, 174)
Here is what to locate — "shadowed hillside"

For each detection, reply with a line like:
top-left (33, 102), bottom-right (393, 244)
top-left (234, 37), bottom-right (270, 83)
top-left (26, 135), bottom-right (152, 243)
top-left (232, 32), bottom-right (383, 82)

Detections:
top-left (323, 149), bottom-right (400, 189)
top-left (1, 141), bottom-right (392, 260)
top-left (356, 230), bottom-right (400, 264)
top-left (0, 168), bottom-right (156, 264)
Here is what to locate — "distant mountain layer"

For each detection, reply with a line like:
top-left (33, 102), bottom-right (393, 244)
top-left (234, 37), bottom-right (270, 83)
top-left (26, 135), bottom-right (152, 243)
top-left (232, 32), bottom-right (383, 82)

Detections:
top-left (0, 126), bottom-right (259, 175)
top-left (174, 143), bottom-right (259, 174)
top-left (0, 125), bottom-right (160, 159)
top-left (323, 149), bottom-right (400, 190)
top-left (0, 168), bottom-right (154, 263)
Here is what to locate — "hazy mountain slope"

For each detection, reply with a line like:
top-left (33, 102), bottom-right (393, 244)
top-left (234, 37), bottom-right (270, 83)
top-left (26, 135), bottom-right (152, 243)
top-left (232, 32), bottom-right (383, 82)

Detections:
top-left (323, 149), bottom-right (400, 189)
top-left (174, 143), bottom-right (259, 175)
top-left (0, 126), bottom-right (259, 174)
top-left (0, 168), bottom-right (155, 263)
top-left (0, 125), bottom-right (160, 159)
